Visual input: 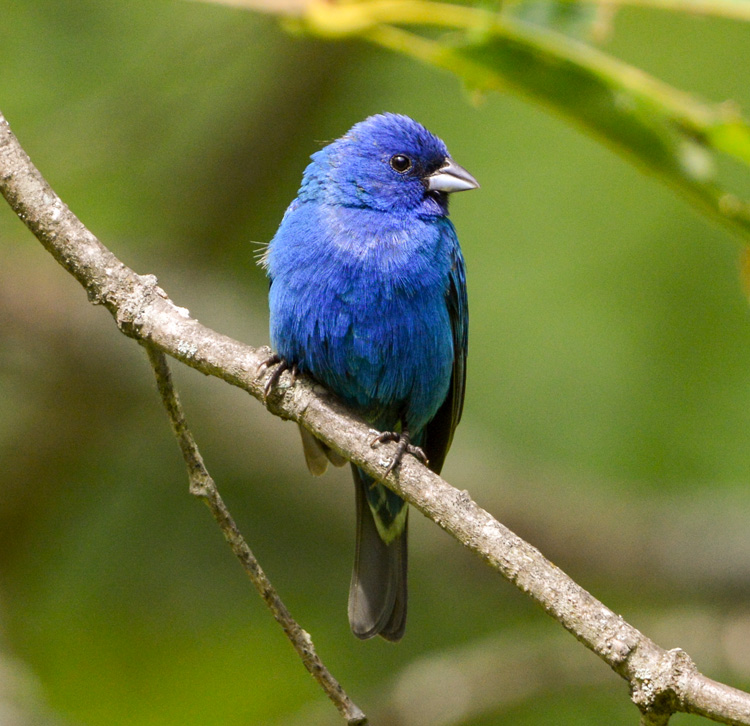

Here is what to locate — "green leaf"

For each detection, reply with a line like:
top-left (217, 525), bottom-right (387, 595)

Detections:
top-left (206, 0), bottom-right (750, 242)
top-left (503, 0), bottom-right (608, 40)
top-left (338, 4), bottom-right (750, 242)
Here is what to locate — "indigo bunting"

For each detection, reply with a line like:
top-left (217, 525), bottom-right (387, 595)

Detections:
top-left (262, 113), bottom-right (477, 641)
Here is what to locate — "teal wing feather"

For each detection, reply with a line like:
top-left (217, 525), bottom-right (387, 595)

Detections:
top-left (421, 245), bottom-right (468, 475)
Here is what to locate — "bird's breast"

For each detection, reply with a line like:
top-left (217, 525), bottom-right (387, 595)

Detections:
top-left (269, 204), bottom-right (456, 430)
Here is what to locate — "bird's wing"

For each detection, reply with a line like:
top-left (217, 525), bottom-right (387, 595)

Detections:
top-left (422, 238), bottom-right (468, 475)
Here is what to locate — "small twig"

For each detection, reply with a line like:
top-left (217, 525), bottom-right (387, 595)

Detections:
top-left (144, 344), bottom-right (367, 725)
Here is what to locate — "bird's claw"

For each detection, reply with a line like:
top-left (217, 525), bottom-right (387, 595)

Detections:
top-left (257, 353), bottom-right (298, 398)
top-left (370, 430), bottom-right (428, 477)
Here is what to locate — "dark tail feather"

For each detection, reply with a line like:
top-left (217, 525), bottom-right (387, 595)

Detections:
top-left (348, 466), bottom-right (407, 642)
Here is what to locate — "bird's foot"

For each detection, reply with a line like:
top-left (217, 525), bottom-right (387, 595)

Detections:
top-left (370, 429), bottom-right (428, 478)
top-left (257, 353), bottom-right (298, 398)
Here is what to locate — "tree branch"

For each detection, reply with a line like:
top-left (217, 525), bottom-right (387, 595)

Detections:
top-left (2, 109), bottom-right (750, 724)
top-left (144, 345), bottom-right (367, 725)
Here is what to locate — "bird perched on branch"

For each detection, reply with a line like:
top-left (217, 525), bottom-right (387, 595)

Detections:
top-left (262, 113), bottom-right (477, 641)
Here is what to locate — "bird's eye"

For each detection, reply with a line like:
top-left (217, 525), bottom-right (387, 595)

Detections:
top-left (390, 154), bottom-right (413, 173)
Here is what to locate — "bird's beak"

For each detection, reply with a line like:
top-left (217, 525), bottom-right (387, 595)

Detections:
top-left (425, 158), bottom-right (480, 193)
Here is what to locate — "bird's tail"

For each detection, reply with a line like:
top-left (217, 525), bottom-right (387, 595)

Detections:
top-left (348, 465), bottom-right (408, 642)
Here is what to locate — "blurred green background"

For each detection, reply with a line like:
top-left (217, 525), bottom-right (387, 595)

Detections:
top-left (2, 2), bottom-right (750, 725)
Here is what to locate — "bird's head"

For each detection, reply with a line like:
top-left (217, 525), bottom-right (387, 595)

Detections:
top-left (301, 113), bottom-right (478, 216)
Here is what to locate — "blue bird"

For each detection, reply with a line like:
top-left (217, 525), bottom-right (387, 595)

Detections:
top-left (262, 113), bottom-right (477, 641)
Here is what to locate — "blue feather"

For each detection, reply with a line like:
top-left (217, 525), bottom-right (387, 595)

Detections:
top-left (264, 113), bottom-right (476, 640)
